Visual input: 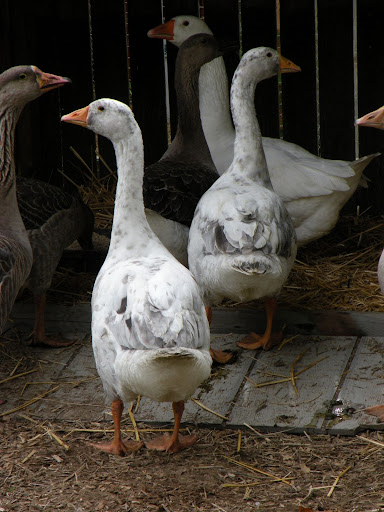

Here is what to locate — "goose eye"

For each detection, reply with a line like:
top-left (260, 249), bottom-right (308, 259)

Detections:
top-left (19, 73), bottom-right (27, 80)
top-left (183, 21), bottom-right (189, 26)
top-left (98, 106), bottom-right (105, 112)
top-left (266, 52), bottom-right (272, 58)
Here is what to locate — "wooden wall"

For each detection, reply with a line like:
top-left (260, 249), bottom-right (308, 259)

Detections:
top-left (1, 0), bottom-right (384, 216)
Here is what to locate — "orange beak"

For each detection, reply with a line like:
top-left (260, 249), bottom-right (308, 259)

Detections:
top-left (279, 55), bottom-right (301, 74)
top-left (355, 106), bottom-right (384, 130)
top-left (147, 19), bottom-right (175, 40)
top-left (32, 66), bottom-right (71, 92)
top-left (61, 106), bottom-right (90, 127)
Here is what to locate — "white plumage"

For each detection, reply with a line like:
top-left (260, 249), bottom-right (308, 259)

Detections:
top-left (62, 98), bottom-right (211, 455)
top-left (148, 15), bottom-right (379, 246)
top-left (188, 47), bottom-right (298, 351)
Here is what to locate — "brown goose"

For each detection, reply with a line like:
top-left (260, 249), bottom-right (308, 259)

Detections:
top-left (0, 65), bottom-right (70, 337)
top-left (16, 177), bottom-right (94, 347)
top-left (143, 34), bottom-right (219, 229)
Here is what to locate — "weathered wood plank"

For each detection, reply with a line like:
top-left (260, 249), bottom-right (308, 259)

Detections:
top-left (210, 308), bottom-right (384, 337)
top-left (228, 336), bottom-right (358, 433)
top-left (6, 302), bottom-right (384, 435)
top-left (10, 303), bottom-right (384, 337)
top-left (134, 334), bottom-right (257, 426)
top-left (39, 338), bottom-right (106, 421)
top-left (9, 303), bottom-right (92, 337)
top-left (326, 336), bottom-right (384, 434)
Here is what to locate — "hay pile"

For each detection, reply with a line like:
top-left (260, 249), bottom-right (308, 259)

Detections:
top-left (279, 215), bottom-right (384, 312)
top-left (66, 149), bottom-right (384, 312)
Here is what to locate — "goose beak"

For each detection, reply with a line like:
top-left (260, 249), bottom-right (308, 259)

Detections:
top-left (61, 106), bottom-right (89, 127)
top-left (147, 19), bottom-right (175, 40)
top-left (279, 55), bottom-right (301, 74)
top-left (32, 66), bottom-right (71, 92)
top-left (355, 106), bottom-right (384, 130)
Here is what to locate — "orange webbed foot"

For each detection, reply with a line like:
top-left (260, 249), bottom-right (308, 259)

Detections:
top-left (237, 330), bottom-right (283, 351)
top-left (145, 433), bottom-right (198, 453)
top-left (89, 439), bottom-right (144, 456)
top-left (210, 348), bottom-right (234, 364)
top-left (365, 405), bottom-right (384, 422)
top-left (27, 333), bottom-right (77, 348)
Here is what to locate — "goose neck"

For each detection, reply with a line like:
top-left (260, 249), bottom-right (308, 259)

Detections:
top-left (109, 135), bottom-right (150, 250)
top-left (230, 75), bottom-right (272, 188)
top-left (172, 59), bottom-right (212, 158)
top-left (0, 106), bottom-right (18, 190)
top-left (198, 57), bottom-right (233, 129)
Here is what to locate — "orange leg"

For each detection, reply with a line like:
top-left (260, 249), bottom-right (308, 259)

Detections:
top-left (237, 297), bottom-right (282, 350)
top-left (27, 294), bottom-right (77, 347)
top-left (89, 399), bottom-right (143, 456)
top-left (205, 307), bottom-right (233, 364)
top-left (205, 306), bottom-right (213, 325)
top-left (146, 401), bottom-right (198, 453)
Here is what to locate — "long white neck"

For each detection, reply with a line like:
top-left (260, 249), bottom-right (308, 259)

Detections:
top-left (230, 68), bottom-right (273, 189)
top-left (199, 57), bottom-right (233, 133)
top-left (198, 56), bottom-right (235, 174)
top-left (108, 131), bottom-right (153, 254)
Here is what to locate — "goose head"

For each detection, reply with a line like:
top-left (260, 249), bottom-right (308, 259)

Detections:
top-left (148, 15), bottom-right (212, 47)
top-left (0, 65), bottom-right (71, 110)
top-left (233, 47), bottom-right (300, 89)
top-left (61, 98), bottom-right (139, 143)
top-left (177, 33), bottom-right (222, 77)
top-left (356, 106), bottom-right (384, 130)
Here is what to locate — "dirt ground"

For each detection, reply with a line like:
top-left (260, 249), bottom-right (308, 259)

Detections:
top-left (1, 417), bottom-right (384, 512)
top-left (2, 213), bottom-right (384, 512)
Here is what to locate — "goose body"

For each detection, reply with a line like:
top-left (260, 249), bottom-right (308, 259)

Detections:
top-left (141, 31), bottom-right (220, 263)
top-left (62, 92), bottom-right (211, 454)
top-left (145, 209), bottom-right (189, 266)
top-left (17, 176), bottom-right (94, 345)
top-left (148, 15), bottom-right (379, 246)
top-left (188, 47), bottom-right (298, 350)
top-left (0, 65), bottom-right (70, 334)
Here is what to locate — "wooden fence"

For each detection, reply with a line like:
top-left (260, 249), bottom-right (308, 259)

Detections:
top-left (1, 0), bottom-right (384, 215)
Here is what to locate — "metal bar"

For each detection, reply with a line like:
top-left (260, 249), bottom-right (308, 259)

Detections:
top-left (199, 0), bottom-right (205, 20)
top-left (353, 0), bottom-right (359, 159)
top-left (123, 0), bottom-right (133, 110)
top-left (161, 0), bottom-right (171, 146)
top-left (87, 0), bottom-right (101, 177)
top-left (238, 0), bottom-right (243, 58)
top-left (314, 0), bottom-right (321, 156)
top-left (276, 0), bottom-right (284, 139)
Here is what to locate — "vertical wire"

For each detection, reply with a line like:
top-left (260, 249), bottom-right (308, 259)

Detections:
top-left (276, 0), bottom-right (284, 139)
top-left (87, 0), bottom-right (100, 177)
top-left (238, 0), bottom-right (243, 58)
top-left (57, 87), bottom-right (65, 186)
top-left (123, 0), bottom-right (133, 110)
top-left (161, 0), bottom-right (172, 146)
top-left (353, 0), bottom-right (359, 159)
top-left (199, 0), bottom-right (205, 20)
top-left (314, 0), bottom-right (321, 156)
top-left (58, 90), bottom-right (65, 182)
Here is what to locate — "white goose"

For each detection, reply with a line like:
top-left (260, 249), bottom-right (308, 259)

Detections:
top-left (188, 48), bottom-right (298, 351)
top-left (355, 105), bottom-right (384, 296)
top-left (148, 15), bottom-right (379, 246)
top-left (62, 99), bottom-right (211, 455)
